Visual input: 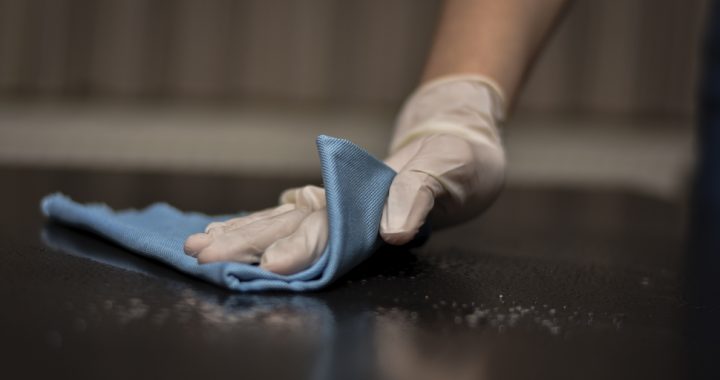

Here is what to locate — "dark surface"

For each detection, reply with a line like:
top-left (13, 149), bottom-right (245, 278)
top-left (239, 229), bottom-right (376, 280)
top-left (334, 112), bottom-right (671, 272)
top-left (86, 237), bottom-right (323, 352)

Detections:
top-left (0, 166), bottom-right (701, 380)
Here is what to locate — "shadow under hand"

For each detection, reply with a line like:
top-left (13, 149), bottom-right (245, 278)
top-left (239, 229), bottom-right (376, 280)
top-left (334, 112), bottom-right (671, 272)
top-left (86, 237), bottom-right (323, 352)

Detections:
top-left (40, 222), bottom-right (340, 380)
top-left (42, 222), bottom-right (201, 284)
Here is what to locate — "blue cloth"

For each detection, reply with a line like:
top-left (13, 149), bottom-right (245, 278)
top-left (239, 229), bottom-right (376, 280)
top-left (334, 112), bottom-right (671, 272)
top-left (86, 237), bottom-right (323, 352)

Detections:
top-left (41, 135), bottom-right (396, 292)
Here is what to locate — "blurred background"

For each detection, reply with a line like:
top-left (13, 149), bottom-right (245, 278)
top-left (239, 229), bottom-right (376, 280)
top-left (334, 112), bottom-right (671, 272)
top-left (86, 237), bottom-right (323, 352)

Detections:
top-left (0, 0), bottom-right (708, 200)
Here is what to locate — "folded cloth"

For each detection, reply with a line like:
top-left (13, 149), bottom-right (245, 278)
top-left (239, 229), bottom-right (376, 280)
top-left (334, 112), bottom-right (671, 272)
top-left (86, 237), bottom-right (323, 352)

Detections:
top-left (40, 135), bottom-right (396, 292)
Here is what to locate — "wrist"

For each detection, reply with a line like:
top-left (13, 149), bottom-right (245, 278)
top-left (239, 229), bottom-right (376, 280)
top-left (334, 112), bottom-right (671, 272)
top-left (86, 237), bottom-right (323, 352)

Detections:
top-left (390, 75), bottom-right (506, 155)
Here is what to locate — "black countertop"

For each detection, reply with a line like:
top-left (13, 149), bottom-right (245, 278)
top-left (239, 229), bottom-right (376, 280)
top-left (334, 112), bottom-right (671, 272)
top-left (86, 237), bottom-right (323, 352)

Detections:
top-left (0, 166), bottom-right (711, 380)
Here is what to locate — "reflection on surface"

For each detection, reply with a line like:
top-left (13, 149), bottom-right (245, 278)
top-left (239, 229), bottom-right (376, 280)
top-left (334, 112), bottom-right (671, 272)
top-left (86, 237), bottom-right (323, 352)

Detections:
top-left (43, 222), bottom-right (330, 331)
top-left (37, 217), bottom-right (682, 380)
top-left (42, 223), bottom-right (336, 379)
top-left (374, 309), bottom-right (487, 380)
top-left (0, 162), bottom-right (685, 380)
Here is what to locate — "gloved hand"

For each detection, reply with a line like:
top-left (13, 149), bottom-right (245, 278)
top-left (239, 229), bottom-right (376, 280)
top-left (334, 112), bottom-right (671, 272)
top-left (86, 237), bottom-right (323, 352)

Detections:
top-left (184, 75), bottom-right (507, 274)
top-left (184, 185), bottom-right (329, 275)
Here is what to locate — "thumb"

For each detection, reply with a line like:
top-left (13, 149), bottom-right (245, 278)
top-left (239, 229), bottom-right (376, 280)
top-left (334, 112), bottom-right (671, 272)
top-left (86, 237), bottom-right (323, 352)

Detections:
top-left (380, 168), bottom-right (443, 245)
top-left (279, 185), bottom-right (326, 211)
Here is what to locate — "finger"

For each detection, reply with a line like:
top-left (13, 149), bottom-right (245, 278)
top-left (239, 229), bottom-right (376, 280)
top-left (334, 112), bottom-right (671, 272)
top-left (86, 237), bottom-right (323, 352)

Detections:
top-left (279, 185), bottom-right (326, 211)
top-left (187, 207), bottom-right (310, 264)
top-left (184, 232), bottom-right (214, 255)
top-left (205, 203), bottom-right (296, 235)
top-left (260, 209), bottom-right (329, 275)
top-left (380, 169), bottom-right (441, 246)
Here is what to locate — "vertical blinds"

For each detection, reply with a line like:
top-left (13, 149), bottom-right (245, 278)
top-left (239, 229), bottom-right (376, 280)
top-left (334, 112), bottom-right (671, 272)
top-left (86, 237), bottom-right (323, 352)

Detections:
top-left (0, 0), bottom-right (707, 116)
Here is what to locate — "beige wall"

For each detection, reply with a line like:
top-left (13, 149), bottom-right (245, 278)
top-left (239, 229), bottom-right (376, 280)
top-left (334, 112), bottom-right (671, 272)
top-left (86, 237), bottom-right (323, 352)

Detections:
top-left (0, 0), bottom-right (708, 117)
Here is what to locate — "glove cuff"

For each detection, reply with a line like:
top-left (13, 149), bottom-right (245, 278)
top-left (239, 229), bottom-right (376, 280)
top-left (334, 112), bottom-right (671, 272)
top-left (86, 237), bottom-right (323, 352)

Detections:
top-left (390, 74), bottom-right (506, 155)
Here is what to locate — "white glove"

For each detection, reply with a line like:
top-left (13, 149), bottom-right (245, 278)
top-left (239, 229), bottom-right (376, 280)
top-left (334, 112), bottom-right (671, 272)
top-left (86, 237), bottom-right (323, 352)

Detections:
top-left (380, 74), bottom-right (506, 244)
top-left (184, 185), bottom-right (328, 275)
top-left (184, 75), bottom-right (506, 274)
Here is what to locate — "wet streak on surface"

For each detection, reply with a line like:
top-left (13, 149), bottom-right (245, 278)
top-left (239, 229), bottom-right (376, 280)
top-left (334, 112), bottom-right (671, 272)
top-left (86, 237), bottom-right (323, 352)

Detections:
top-left (0, 166), bottom-right (693, 380)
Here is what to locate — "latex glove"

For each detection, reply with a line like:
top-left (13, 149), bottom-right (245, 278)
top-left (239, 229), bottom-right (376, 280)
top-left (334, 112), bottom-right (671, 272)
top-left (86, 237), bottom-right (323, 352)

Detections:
top-left (380, 74), bottom-right (506, 245)
top-left (184, 75), bottom-right (506, 274)
top-left (183, 185), bottom-right (328, 275)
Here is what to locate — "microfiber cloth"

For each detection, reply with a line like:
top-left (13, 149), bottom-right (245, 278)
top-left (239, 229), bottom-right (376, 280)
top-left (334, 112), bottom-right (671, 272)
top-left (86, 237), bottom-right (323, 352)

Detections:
top-left (40, 135), bottom-right (397, 292)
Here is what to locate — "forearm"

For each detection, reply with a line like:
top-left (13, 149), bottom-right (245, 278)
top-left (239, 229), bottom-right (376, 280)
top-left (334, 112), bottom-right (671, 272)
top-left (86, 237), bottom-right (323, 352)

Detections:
top-left (422, 0), bottom-right (571, 106)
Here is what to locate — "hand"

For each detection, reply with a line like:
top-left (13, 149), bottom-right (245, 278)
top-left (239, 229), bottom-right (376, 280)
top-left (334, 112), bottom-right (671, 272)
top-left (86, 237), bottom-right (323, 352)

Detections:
top-left (183, 186), bottom-right (329, 275)
top-left (184, 75), bottom-right (506, 274)
top-left (380, 74), bottom-right (507, 244)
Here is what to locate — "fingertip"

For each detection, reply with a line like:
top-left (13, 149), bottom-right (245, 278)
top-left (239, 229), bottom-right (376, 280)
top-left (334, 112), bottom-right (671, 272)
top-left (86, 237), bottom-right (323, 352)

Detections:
top-left (380, 229), bottom-right (417, 246)
top-left (260, 210), bottom-right (328, 275)
top-left (194, 245), bottom-right (261, 265)
top-left (379, 203), bottom-right (412, 245)
top-left (381, 170), bottom-right (435, 246)
top-left (184, 233), bottom-right (213, 256)
top-left (260, 243), bottom-right (301, 275)
top-left (195, 246), bottom-right (221, 264)
top-left (279, 188), bottom-right (298, 205)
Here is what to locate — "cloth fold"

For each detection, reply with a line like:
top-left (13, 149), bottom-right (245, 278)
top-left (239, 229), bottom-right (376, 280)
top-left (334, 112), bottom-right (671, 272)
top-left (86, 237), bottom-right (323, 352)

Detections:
top-left (41, 135), bottom-right (396, 292)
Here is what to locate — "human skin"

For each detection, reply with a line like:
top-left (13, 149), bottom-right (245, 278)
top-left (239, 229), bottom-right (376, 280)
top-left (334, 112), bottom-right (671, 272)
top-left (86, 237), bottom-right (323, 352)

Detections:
top-left (422, 0), bottom-right (571, 104)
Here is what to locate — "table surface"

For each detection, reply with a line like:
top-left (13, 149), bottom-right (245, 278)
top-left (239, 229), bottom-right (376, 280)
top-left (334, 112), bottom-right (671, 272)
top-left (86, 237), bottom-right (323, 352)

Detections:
top-left (0, 166), bottom-right (706, 380)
